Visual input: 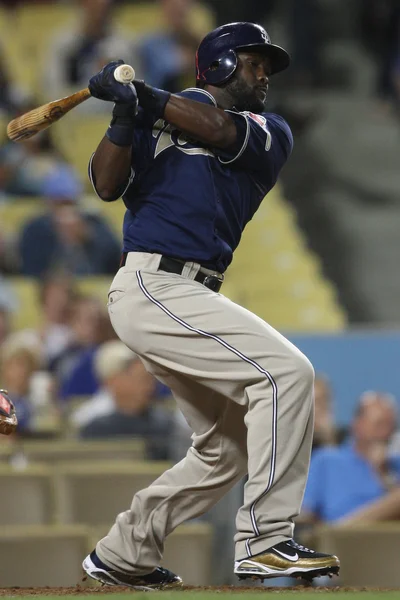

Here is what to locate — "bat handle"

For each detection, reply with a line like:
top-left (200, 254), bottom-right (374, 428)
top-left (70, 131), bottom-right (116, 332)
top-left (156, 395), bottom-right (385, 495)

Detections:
top-left (114, 64), bottom-right (136, 84)
top-left (79, 88), bottom-right (92, 101)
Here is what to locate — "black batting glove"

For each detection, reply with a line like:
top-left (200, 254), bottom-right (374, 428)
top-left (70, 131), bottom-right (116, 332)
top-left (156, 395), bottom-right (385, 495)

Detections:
top-left (133, 80), bottom-right (171, 118)
top-left (89, 60), bottom-right (138, 108)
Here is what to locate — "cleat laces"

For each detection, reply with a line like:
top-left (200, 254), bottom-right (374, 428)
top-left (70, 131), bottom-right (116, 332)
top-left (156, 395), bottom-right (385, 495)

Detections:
top-left (287, 540), bottom-right (315, 553)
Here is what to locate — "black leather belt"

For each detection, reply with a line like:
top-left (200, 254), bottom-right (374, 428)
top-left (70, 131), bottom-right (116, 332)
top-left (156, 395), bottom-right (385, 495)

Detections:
top-left (120, 253), bottom-right (223, 292)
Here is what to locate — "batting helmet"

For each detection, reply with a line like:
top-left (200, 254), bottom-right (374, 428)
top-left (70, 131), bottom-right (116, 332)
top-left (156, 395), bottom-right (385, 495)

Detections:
top-left (196, 22), bottom-right (290, 86)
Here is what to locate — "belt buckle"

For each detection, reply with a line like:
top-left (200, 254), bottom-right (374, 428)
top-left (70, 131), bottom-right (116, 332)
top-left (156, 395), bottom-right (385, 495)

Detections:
top-left (203, 275), bottom-right (222, 292)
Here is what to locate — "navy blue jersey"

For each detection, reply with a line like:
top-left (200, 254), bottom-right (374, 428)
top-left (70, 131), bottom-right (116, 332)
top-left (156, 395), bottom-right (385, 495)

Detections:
top-left (90, 88), bottom-right (293, 273)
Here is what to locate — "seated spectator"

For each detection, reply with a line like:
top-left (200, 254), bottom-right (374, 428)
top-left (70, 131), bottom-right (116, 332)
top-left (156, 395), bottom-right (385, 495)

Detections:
top-left (36, 273), bottom-right (77, 364)
top-left (313, 374), bottom-right (337, 451)
top-left (0, 335), bottom-right (54, 435)
top-left (0, 43), bottom-right (28, 116)
top-left (301, 391), bottom-right (400, 525)
top-left (50, 294), bottom-right (104, 398)
top-left (44, 0), bottom-right (135, 113)
top-left (59, 304), bottom-right (117, 400)
top-left (19, 166), bottom-right (121, 277)
top-left (137, 0), bottom-right (201, 91)
top-left (0, 128), bottom-right (75, 199)
top-left (79, 340), bottom-right (172, 460)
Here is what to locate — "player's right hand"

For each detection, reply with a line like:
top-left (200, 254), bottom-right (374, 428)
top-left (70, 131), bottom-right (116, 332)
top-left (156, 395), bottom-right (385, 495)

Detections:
top-left (89, 60), bottom-right (138, 107)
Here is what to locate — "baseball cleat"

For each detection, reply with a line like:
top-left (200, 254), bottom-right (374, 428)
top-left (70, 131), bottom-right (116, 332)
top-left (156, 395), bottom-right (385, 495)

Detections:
top-left (234, 539), bottom-right (340, 581)
top-left (83, 550), bottom-right (183, 591)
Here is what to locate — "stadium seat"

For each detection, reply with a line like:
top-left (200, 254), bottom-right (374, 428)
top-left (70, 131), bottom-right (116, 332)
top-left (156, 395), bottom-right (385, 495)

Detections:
top-left (76, 276), bottom-right (112, 304)
top-left (224, 184), bottom-right (346, 331)
top-left (54, 461), bottom-right (171, 525)
top-left (1, 4), bottom-right (74, 97)
top-left (53, 117), bottom-right (110, 183)
top-left (8, 277), bottom-right (41, 330)
top-left (316, 523), bottom-right (400, 587)
top-left (0, 439), bottom-right (145, 466)
top-left (0, 113), bottom-right (8, 144)
top-left (0, 524), bottom-right (89, 587)
top-left (8, 276), bottom-right (114, 331)
top-left (0, 199), bottom-right (42, 236)
top-left (162, 523), bottom-right (213, 586)
top-left (0, 465), bottom-right (55, 525)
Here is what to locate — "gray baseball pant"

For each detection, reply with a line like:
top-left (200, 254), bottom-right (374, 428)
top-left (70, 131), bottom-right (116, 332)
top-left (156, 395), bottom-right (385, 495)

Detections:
top-left (96, 252), bottom-right (315, 574)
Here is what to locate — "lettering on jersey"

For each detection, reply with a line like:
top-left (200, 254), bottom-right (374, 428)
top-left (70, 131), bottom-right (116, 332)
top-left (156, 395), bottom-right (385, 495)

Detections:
top-left (243, 112), bottom-right (272, 151)
top-left (152, 119), bottom-right (215, 159)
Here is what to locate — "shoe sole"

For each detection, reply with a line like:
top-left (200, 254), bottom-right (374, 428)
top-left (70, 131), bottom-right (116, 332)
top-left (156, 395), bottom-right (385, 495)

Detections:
top-left (82, 555), bottom-right (182, 591)
top-left (235, 564), bottom-right (340, 581)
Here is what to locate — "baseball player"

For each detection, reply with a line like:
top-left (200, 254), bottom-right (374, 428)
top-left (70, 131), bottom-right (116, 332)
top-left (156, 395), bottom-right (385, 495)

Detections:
top-left (82, 22), bottom-right (340, 590)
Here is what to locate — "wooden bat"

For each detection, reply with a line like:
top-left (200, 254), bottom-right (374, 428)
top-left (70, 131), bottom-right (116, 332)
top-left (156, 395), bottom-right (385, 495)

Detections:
top-left (6, 64), bottom-right (135, 142)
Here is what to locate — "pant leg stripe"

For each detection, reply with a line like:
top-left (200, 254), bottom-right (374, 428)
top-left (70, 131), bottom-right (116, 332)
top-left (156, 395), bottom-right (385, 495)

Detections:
top-left (136, 270), bottom-right (278, 557)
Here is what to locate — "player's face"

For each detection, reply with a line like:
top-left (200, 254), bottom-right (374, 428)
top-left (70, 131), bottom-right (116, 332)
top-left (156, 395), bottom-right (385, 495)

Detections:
top-left (226, 52), bottom-right (271, 113)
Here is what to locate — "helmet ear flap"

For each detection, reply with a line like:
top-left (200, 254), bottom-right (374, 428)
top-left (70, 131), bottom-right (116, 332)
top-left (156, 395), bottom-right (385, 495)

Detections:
top-left (199, 49), bottom-right (238, 86)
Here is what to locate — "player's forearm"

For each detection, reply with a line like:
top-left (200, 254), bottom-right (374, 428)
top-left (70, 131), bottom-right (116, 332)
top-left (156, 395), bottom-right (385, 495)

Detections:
top-left (164, 95), bottom-right (237, 148)
top-left (91, 137), bottom-right (132, 201)
top-left (337, 486), bottom-right (400, 524)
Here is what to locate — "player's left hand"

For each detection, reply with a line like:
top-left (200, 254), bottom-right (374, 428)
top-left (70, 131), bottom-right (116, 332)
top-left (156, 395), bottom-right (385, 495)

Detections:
top-left (89, 60), bottom-right (138, 106)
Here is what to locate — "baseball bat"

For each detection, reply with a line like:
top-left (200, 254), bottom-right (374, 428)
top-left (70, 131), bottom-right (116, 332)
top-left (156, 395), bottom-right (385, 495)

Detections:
top-left (6, 64), bottom-right (136, 142)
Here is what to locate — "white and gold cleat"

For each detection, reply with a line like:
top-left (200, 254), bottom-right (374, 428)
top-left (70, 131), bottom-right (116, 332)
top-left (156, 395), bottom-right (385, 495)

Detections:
top-left (234, 539), bottom-right (340, 581)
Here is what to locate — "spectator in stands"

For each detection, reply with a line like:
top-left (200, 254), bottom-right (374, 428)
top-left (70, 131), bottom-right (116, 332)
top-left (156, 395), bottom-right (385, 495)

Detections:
top-left (0, 336), bottom-right (44, 434)
top-left (37, 273), bottom-right (77, 364)
top-left (79, 340), bottom-right (172, 460)
top-left (44, 0), bottom-right (134, 113)
top-left (312, 374), bottom-right (337, 451)
top-left (137, 0), bottom-right (202, 91)
top-left (0, 128), bottom-right (76, 199)
top-left (19, 166), bottom-right (121, 277)
top-left (301, 391), bottom-right (400, 525)
top-left (59, 302), bottom-right (117, 400)
top-left (0, 44), bottom-right (27, 116)
top-left (50, 294), bottom-right (104, 398)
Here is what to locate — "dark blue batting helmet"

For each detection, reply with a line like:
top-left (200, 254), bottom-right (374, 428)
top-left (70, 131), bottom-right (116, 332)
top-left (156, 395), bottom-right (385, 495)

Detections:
top-left (196, 22), bottom-right (290, 86)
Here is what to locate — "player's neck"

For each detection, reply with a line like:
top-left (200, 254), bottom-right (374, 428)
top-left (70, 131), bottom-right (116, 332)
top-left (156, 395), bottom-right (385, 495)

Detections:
top-left (204, 85), bottom-right (234, 110)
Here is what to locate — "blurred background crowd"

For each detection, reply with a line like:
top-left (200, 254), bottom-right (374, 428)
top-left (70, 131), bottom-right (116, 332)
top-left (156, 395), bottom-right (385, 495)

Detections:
top-left (1, 0), bottom-right (400, 589)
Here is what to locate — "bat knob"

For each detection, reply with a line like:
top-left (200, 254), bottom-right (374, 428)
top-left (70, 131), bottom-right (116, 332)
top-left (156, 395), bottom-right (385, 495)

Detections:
top-left (114, 64), bottom-right (135, 84)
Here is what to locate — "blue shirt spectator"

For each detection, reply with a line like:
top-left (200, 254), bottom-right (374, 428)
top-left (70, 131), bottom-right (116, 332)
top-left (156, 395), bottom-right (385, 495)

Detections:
top-left (58, 346), bottom-right (99, 400)
top-left (303, 442), bottom-right (400, 522)
top-left (19, 166), bottom-right (121, 277)
top-left (302, 391), bottom-right (400, 523)
top-left (136, 0), bottom-right (207, 91)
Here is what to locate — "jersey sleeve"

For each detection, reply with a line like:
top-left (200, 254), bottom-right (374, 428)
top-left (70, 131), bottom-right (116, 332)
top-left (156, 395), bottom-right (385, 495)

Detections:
top-left (215, 111), bottom-right (293, 179)
top-left (176, 88), bottom-right (217, 106)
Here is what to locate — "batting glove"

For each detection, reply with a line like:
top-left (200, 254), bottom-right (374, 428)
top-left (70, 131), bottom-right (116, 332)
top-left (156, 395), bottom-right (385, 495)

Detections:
top-left (133, 80), bottom-right (170, 118)
top-left (89, 60), bottom-right (138, 107)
